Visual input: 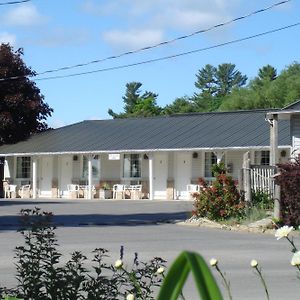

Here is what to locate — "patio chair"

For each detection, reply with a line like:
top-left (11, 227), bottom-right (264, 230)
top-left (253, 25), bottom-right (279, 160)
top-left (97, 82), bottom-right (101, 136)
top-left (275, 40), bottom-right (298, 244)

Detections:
top-left (186, 184), bottom-right (200, 200)
top-left (67, 184), bottom-right (80, 199)
top-left (19, 184), bottom-right (31, 199)
top-left (112, 184), bottom-right (126, 199)
top-left (129, 185), bottom-right (142, 200)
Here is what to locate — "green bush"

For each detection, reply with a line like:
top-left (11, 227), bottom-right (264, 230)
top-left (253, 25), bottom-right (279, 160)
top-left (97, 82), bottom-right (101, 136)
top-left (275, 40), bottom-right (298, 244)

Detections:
top-left (194, 172), bottom-right (245, 221)
top-left (0, 208), bottom-right (165, 300)
top-left (251, 190), bottom-right (274, 210)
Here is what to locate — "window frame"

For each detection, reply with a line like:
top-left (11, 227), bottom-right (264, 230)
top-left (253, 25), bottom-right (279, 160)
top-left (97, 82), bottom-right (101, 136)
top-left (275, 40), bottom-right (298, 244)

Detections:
top-left (16, 156), bottom-right (31, 179)
top-left (123, 154), bottom-right (142, 179)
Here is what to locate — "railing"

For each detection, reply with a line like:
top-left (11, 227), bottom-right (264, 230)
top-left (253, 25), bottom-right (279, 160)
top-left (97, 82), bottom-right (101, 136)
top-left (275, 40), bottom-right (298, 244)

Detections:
top-left (250, 165), bottom-right (276, 197)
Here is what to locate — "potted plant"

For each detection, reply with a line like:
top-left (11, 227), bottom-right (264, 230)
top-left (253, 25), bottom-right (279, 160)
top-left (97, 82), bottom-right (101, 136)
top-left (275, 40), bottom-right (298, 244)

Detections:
top-left (99, 182), bottom-right (112, 199)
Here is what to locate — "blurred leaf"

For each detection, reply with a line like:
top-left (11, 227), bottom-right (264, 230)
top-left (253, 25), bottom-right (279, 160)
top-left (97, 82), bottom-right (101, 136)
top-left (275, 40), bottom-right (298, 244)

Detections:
top-left (157, 251), bottom-right (223, 300)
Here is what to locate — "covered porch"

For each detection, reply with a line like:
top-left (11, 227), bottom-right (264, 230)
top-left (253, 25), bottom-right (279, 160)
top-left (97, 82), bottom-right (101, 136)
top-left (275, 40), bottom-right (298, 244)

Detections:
top-left (2, 147), bottom-right (290, 200)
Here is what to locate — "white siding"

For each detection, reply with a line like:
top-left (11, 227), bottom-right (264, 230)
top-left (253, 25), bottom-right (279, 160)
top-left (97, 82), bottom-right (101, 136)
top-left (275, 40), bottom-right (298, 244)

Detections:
top-left (101, 154), bottom-right (120, 180)
top-left (191, 152), bottom-right (202, 182)
top-left (226, 151), bottom-right (244, 179)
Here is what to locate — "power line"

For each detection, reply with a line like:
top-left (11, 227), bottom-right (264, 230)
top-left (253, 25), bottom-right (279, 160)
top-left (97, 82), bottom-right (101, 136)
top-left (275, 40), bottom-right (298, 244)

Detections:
top-left (32, 22), bottom-right (300, 81)
top-left (0, 0), bottom-right (295, 82)
top-left (35, 0), bottom-right (292, 76)
top-left (0, 0), bottom-right (31, 6)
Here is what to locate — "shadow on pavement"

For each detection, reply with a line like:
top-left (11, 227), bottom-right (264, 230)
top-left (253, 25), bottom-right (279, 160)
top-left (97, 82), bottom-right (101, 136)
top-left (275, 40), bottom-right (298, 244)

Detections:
top-left (0, 211), bottom-right (190, 231)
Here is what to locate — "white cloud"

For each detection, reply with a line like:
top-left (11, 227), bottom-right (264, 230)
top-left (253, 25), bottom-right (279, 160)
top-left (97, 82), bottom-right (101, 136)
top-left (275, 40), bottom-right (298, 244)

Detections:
top-left (0, 32), bottom-right (16, 45)
top-left (22, 28), bottom-right (90, 47)
top-left (85, 0), bottom-right (240, 49)
top-left (3, 3), bottom-right (46, 26)
top-left (102, 29), bottom-right (164, 50)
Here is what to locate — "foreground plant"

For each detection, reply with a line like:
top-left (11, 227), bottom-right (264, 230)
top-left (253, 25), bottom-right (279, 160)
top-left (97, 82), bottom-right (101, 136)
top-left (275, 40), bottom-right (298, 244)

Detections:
top-left (275, 225), bottom-right (300, 274)
top-left (209, 258), bottom-right (232, 300)
top-left (157, 251), bottom-right (223, 300)
top-left (250, 259), bottom-right (270, 300)
top-left (0, 208), bottom-right (165, 300)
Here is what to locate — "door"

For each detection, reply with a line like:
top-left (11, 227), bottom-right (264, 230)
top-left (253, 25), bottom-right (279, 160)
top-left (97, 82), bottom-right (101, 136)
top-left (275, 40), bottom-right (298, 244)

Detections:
top-left (153, 153), bottom-right (168, 199)
top-left (40, 156), bottom-right (53, 197)
top-left (175, 152), bottom-right (192, 199)
top-left (60, 156), bottom-right (73, 197)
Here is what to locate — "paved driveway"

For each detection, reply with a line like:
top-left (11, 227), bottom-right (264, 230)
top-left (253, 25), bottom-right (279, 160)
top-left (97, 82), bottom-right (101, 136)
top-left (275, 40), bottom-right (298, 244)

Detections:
top-left (0, 199), bottom-right (298, 299)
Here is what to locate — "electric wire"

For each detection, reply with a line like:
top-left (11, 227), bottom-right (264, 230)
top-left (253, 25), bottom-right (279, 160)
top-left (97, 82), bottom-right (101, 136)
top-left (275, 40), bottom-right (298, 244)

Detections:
top-left (30, 22), bottom-right (300, 81)
top-left (0, 1), bottom-right (295, 82)
top-left (33, 0), bottom-right (292, 76)
top-left (0, 0), bottom-right (30, 6)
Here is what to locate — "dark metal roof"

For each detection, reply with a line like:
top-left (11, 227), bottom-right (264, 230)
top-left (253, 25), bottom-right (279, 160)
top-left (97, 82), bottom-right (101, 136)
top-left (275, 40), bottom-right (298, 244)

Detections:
top-left (0, 109), bottom-right (291, 155)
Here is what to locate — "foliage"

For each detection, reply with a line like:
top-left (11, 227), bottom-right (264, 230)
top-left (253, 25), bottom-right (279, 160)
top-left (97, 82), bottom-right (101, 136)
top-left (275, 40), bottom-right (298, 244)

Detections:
top-left (0, 43), bottom-right (53, 145)
top-left (194, 167), bottom-right (245, 221)
top-left (274, 156), bottom-right (300, 226)
top-left (163, 96), bottom-right (197, 115)
top-left (211, 162), bottom-right (227, 176)
top-left (108, 82), bottom-right (162, 118)
top-left (219, 62), bottom-right (300, 111)
top-left (157, 251), bottom-right (222, 300)
top-left (0, 208), bottom-right (165, 300)
top-left (250, 190), bottom-right (274, 210)
top-left (192, 63), bottom-right (247, 112)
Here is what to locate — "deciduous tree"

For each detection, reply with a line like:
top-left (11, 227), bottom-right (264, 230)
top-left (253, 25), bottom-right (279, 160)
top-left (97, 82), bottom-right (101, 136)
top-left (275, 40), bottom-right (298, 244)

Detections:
top-left (0, 43), bottom-right (53, 145)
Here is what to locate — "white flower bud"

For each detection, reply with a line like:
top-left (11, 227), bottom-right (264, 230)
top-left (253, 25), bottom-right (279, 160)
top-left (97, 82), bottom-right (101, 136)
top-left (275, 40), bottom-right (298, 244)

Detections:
top-left (291, 251), bottom-right (300, 266)
top-left (209, 258), bottom-right (218, 267)
top-left (250, 259), bottom-right (258, 268)
top-left (114, 259), bottom-right (123, 269)
top-left (157, 267), bottom-right (165, 274)
top-left (126, 293), bottom-right (135, 300)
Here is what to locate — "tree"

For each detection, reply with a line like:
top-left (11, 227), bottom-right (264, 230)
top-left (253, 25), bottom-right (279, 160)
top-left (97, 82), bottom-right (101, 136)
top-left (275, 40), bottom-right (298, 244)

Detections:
top-left (108, 82), bottom-right (162, 118)
top-left (163, 96), bottom-right (197, 115)
top-left (193, 63), bottom-right (247, 111)
top-left (0, 43), bottom-right (53, 145)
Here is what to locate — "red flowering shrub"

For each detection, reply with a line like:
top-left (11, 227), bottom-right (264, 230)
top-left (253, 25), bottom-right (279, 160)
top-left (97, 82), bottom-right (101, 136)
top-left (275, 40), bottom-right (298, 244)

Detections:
top-left (274, 156), bottom-right (300, 226)
top-left (194, 169), bottom-right (245, 221)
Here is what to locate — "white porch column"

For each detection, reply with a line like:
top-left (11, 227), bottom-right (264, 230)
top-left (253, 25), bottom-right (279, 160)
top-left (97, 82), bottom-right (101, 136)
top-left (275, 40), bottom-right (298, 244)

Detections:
top-left (214, 151), bottom-right (225, 164)
top-left (148, 154), bottom-right (154, 200)
top-left (32, 157), bottom-right (37, 199)
top-left (268, 113), bottom-right (280, 219)
top-left (88, 155), bottom-right (93, 199)
top-left (270, 114), bottom-right (279, 166)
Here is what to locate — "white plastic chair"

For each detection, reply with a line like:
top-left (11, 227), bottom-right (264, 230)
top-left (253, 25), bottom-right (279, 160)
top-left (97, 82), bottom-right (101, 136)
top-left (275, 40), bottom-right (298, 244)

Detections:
top-left (186, 184), bottom-right (200, 200)
top-left (112, 184), bottom-right (126, 199)
top-left (67, 184), bottom-right (79, 198)
top-left (128, 185), bottom-right (142, 199)
top-left (19, 184), bottom-right (31, 198)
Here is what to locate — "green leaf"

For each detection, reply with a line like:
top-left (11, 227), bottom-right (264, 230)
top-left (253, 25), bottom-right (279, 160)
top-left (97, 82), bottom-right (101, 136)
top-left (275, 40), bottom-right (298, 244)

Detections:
top-left (157, 251), bottom-right (223, 300)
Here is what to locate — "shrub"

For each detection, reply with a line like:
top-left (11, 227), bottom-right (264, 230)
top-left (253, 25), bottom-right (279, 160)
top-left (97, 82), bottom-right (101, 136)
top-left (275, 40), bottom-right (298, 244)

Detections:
top-left (0, 208), bottom-right (165, 300)
top-left (251, 189), bottom-right (274, 210)
top-left (194, 171), bottom-right (245, 221)
top-left (274, 155), bottom-right (300, 226)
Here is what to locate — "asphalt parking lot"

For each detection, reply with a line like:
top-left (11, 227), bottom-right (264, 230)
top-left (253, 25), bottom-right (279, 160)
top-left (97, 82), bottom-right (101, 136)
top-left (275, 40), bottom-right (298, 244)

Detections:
top-left (0, 198), bottom-right (298, 299)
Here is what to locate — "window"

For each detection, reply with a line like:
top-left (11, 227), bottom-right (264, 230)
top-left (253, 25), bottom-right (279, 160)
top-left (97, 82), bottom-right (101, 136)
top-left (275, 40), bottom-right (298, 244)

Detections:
top-left (204, 152), bottom-right (217, 177)
top-left (16, 157), bottom-right (31, 179)
top-left (123, 154), bottom-right (141, 178)
top-left (82, 156), bottom-right (100, 179)
top-left (255, 150), bottom-right (270, 166)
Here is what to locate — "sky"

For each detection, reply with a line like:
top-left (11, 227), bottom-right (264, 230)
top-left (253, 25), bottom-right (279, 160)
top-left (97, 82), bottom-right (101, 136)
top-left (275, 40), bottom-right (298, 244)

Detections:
top-left (0, 0), bottom-right (299, 128)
